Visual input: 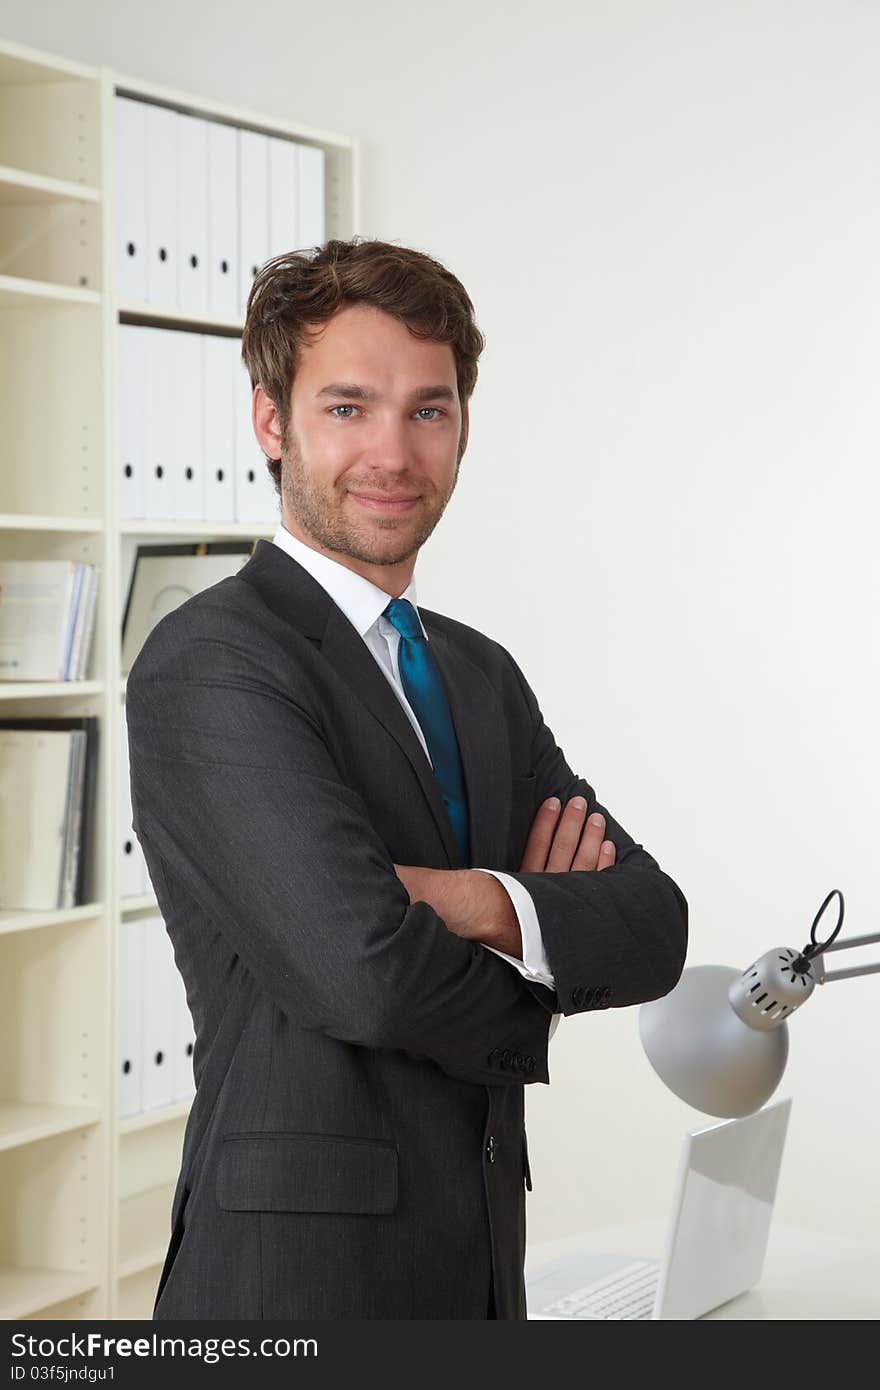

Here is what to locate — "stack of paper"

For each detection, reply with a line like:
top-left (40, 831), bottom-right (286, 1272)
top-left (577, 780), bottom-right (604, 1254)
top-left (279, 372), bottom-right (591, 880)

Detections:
top-left (0, 718), bottom-right (99, 910)
top-left (0, 561), bottom-right (100, 681)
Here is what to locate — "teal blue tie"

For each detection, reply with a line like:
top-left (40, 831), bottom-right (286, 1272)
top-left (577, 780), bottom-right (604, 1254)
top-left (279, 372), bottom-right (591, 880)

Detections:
top-left (383, 598), bottom-right (470, 865)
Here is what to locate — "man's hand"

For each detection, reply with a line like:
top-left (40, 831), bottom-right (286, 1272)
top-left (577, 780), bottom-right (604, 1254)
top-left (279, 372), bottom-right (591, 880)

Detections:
top-left (520, 795), bottom-right (616, 873)
top-left (392, 864), bottom-right (514, 946)
top-left (391, 796), bottom-right (615, 956)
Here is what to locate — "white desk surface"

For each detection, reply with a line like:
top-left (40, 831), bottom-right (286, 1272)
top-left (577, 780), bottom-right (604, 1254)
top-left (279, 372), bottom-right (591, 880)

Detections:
top-left (525, 1222), bottom-right (880, 1319)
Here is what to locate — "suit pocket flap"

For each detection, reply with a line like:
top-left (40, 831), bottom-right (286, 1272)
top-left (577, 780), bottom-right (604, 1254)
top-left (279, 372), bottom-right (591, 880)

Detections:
top-left (216, 1132), bottom-right (398, 1214)
top-left (510, 773), bottom-right (537, 801)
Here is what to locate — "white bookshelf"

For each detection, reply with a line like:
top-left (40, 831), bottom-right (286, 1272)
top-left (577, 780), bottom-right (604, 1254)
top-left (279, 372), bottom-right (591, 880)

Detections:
top-left (0, 34), bottom-right (359, 1320)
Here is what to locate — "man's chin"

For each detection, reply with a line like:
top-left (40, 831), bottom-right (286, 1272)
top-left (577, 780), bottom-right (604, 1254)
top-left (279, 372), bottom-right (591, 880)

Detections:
top-left (316, 528), bottom-right (419, 569)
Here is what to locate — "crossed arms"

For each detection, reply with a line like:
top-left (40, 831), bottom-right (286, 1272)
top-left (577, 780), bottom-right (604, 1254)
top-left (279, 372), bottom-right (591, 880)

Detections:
top-left (126, 608), bottom-right (687, 1090)
top-left (393, 793), bottom-right (620, 962)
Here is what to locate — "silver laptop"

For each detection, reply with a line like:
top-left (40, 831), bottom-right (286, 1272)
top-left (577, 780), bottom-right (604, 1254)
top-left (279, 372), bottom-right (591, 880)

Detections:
top-left (526, 1096), bottom-right (792, 1320)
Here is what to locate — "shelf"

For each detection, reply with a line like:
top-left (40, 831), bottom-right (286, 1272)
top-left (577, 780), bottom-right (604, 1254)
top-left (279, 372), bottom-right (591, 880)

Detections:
top-left (120, 1099), bottom-right (191, 1135)
top-left (0, 1102), bottom-right (101, 1152)
top-left (0, 39), bottom-right (98, 86)
top-left (0, 513), bottom-right (103, 532)
top-left (0, 903), bottom-right (103, 938)
top-left (118, 1181), bottom-right (176, 1279)
top-left (0, 274), bottom-right (101, 308)
top-left (0, 32), bottom-right (358, 1323)
top-left (0, 680), bottom-right (104, 700)
top-left (114, 71), bottom-right (354, 151)
top-left (118, 300), bottom-right (243, 333)
top-left (116, 1264), bottom-right (159, 1319)
top-left (0, 164), bottom-right (100, 206)
top-left (119, 519), bottom-right (275, 538)
top-left (0, 1265), bottom-right (100, 1321)
top-left (120, 892), bottom-right (158, 914)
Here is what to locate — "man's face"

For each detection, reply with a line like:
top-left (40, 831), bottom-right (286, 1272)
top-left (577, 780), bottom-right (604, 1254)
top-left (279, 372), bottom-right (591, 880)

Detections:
top-left (255, 302), bottom-right (468, 593)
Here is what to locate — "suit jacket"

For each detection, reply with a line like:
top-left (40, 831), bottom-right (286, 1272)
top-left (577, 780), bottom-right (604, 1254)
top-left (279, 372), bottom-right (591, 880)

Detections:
top-left (126, 538), bottom-right (688, 1320)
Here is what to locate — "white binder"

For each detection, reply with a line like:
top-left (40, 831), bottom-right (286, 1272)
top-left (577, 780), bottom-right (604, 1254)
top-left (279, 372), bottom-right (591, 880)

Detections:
top-left (298, 143), bottom-right (326, 248)
top-left (172, 968), bottom-right (196, 1103)
top-left (177, 112), bottom-right (209, 315)
top-left (118, 916), bottom-right (144, 1119)
top-left (143, 327), bottom-right (177, 520)
top-left (234, 356), bottom-right (279, 524)
top-left (118, 324), bottom-right (146, 520)
top-left (141, 915), bottom-right (177, 1110)
top-left (268, 134), bottom-right (299, 257)
top-left (169, 331), bottom-right (205, 522)
top-left (119, 702), bottom-right (148, 894)
top-left (203, 334), bottom-right (237, 522)
top-left (114, 97), bottom-right (148, 303)
top-left (144, 103), bottom-right (179, 306)
top-left (206, 120), bottom-right (239, 319)
top-left (237, 128), bottom-right (269, 317)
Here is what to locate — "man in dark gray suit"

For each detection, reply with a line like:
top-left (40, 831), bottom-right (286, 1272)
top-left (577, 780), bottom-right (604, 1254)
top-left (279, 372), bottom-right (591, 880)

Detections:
top-left (127, 237), bottom-right (687, 1320)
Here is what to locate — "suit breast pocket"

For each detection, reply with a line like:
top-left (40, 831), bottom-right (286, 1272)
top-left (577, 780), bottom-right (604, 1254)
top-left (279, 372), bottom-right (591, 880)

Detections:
top-left (507, 773), bottom-right (537, 866)
top-left (216, 1132), bottom-right (399, 1215)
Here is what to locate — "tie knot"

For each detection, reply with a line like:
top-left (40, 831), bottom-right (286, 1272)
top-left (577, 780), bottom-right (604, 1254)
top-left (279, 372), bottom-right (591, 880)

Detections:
top-left (383, 597), bottom-right (424, 642)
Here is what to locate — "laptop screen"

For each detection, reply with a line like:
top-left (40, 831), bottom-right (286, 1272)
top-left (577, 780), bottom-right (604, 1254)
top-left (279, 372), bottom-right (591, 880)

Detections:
top-left (657, 1097), bottom-right (792, 1319)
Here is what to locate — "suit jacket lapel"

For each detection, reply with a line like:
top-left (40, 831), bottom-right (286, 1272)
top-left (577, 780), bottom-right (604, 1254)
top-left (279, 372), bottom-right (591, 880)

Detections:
top-left (238, 541), bottom-right (511, 872)
top-left (320, 604), bottom-right (461, 867)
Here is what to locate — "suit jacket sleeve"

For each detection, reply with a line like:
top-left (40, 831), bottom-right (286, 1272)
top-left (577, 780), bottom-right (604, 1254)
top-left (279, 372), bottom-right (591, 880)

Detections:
top-left (126, 604), bottom-right (554, 1090)
top-left (497, 646), bottom-right (688, 1016)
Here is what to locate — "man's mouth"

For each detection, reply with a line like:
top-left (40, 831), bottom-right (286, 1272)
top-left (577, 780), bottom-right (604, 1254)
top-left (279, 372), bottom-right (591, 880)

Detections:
top-left (348, 492), bottom-right (421, 513)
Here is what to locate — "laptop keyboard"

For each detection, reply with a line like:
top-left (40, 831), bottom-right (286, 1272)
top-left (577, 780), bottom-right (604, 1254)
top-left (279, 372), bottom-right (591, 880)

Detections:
top-left (539, 1260), bottom-right (659, 1319)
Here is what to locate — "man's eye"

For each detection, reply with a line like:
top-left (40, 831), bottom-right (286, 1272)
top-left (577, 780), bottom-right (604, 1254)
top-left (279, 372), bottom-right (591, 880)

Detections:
top-left (330, 405), bottom-right (358, 418)
top-left (416, 407), bottom-right (443, 420)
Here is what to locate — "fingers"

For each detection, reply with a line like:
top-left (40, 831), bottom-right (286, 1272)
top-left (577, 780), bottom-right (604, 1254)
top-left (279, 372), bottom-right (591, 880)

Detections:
top-left (519, 796), bottom-right (563, 872)
top-left (544, 796), bottom-right (589, 872)
top-left (597, 839), bottom-right (616, 870)
top-left (519, 795), bottom-right (617, 873)
top-left (571, 810), bottom-right (616, 872)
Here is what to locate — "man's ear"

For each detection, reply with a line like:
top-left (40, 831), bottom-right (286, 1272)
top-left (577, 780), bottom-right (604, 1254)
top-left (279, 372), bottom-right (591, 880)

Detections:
top-left (459, 399), bottom-right (470, 458)
top-left (252, 383), bottom-right (283, 460)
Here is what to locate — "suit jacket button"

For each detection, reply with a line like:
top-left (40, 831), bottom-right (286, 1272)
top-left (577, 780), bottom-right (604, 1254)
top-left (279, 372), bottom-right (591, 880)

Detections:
top-left (486, 1135), bottom-right (496, 1163)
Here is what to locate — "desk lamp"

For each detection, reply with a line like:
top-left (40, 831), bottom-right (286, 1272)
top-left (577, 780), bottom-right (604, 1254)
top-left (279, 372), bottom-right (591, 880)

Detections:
top-left (639, 890), bottom-right (879, 1117)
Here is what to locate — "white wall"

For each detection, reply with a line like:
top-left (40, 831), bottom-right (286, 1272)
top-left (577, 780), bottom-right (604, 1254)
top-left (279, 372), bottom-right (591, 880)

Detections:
top-left (5, 0), bottom-right (877, 1246)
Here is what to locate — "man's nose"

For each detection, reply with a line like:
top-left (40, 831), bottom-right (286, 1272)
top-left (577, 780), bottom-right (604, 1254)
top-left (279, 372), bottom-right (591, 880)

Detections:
top-left (364, 417), bottom-right (413, 471)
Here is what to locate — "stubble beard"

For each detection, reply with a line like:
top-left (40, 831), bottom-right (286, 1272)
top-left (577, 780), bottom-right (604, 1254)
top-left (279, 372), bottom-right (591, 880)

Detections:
top-left (278, 424), bottom-right (462, 569)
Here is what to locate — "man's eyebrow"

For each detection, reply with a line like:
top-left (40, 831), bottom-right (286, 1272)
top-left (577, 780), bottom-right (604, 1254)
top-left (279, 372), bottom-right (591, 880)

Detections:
top-left (315, 382), bottom-right (456, 403)
top-left (315, 381), bottom-right (378, 401)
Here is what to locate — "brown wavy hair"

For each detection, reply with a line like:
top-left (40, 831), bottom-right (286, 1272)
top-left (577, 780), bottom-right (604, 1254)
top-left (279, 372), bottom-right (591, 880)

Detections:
top-left (240, 237), bottom-right (486, 493)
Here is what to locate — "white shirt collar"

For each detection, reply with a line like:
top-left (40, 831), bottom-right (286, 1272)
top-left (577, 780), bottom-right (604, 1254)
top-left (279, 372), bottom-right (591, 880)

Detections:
top-left (271, 523), bottom-right (425, 639)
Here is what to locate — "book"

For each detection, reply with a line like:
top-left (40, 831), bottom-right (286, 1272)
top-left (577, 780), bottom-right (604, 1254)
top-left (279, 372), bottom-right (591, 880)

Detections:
top-left (69, 564), bottom-right (100, 680)
top-left (0, 729), bottom-right (73, 909)
top-left (0, 561), bottom-right (99, 681)
top-left (0, 717), bottom-right (99, 908)
top-left (60, 563), bottom-right (85, 680)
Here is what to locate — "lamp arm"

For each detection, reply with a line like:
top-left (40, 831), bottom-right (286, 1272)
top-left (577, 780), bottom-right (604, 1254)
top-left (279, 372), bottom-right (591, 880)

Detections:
top-left (810, 931), bottom-right (880, 984)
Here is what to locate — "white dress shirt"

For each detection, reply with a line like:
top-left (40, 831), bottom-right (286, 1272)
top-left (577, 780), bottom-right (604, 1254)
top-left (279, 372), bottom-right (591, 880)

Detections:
top-left (271, 525), bottom-right (557, 992)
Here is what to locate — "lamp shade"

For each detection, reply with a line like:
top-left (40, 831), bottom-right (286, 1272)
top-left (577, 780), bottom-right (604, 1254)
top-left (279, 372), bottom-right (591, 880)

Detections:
top-left (639, 965), bottom-right (789, 1118)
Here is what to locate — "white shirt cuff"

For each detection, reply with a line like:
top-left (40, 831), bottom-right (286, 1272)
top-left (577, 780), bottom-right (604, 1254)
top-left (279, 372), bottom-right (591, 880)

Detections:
top-left (472, 867), bottom-right (556, 988)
